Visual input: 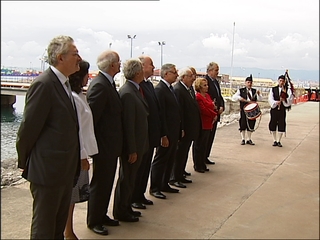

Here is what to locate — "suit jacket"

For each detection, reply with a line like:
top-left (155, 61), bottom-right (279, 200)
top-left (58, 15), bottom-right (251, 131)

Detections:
top-left (16, 68), bottom-right (80, 186)
top-left (173, 81), bottom-right (201, 140)
top-left (205, 75), bottom-right (225, 110)
top-left (140, 80), bottom-right (161, 147)
top-left (119, 81), bottom-right (149, 155)
top-left (86, 72), bottom-right (123, 158)
top-left (154, 80), bottom-right (181, 142)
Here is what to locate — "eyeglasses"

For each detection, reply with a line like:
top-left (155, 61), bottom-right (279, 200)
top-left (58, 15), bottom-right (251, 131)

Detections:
top-left (66, 51), bottom-right (81, 58)
top-left (185, 74), bottom-right (193, 78)
top-left (168, 71), bottom-right (178, 75)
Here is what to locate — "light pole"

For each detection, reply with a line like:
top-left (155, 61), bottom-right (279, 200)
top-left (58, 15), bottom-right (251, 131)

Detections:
top-left (109, 42), bottom-right (112, 48)
top-left (127, 35), bottom-right (136, 58)
top-left (158, 41), bottom-right (165, 67)
top-left (230, 22), bottom-right (235, 91)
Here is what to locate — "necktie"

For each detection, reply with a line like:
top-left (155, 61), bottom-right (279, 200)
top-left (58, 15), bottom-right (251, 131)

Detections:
top-left (212, 79), bottom-right (221, 96)
top-left (139, 87), bottom-right (144, 97)
top-left (169, 85), bottom-right (178, 102)
top-left (247, 89), bottom-right (252, 100)
top-left (112, 81), bottom-right (117, 90)
top-left (188, 88), bottom-right (194, 99)
top-left (65, 80), bottom-right (75, 109)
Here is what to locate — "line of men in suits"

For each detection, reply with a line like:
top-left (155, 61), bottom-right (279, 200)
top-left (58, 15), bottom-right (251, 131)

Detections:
top-left (85, 51), bottom-right (226, 236)
top-left (16, 33), bottom-right (225, 238)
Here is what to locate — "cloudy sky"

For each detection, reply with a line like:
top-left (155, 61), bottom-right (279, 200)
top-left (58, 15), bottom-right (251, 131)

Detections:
top-left (1, 0), bottom-right (319, 77)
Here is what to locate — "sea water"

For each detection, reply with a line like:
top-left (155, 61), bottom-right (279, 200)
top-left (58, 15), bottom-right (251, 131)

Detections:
top-left (1, 95), bottom-right (25, 161)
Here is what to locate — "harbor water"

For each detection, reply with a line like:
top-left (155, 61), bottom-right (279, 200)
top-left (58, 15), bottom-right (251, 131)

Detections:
top-left (1, 95), bottom-right (25, 161)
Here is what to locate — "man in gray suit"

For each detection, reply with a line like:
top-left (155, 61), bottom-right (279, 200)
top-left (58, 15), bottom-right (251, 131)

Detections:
top-left (86, 50), bottom-right (123, 235)
top-left (113, 58), bottom-right (149, 222)
top-left (16, 35), bottom-right (82, 239)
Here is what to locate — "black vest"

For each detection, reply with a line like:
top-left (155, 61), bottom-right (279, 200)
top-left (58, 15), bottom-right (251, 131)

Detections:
top-left (239, 87), bottom-right (257, 109)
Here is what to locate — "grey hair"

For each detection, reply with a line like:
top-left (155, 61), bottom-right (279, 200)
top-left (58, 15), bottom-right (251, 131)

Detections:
top-left (206, 62), bottom-right (218, 72)
top-left (47, 35), bottom-right (74, 66)
top-left (177, 67), bottom-right (192, 81)
top-left (138, 55), bottom-right (147, 64)
top-left (97, 50), bottom-right (118, 72)
top-left (123, 58), bottom-right (143, 80)
top-left (160, 63), bottom-right (176, 78)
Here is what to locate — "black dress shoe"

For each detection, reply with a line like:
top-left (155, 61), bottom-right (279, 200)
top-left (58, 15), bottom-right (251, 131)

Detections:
top-left (272, 141), bottom-right (278, 146)
top-left (169, 181), bottom-right (186, 188)
top-left (194, 168), bottom-right (205, 173)
top-left (241, 139), bottom-right (245, 145)
top-left (103, 216), bottom-right (119, 226)
top-left (117, 214), bottom-right (139, 222)
top-left (277, 142), bottom-right (283, 147)
top-left (149, 190), bottom-right (166, 199)
top-left (180, 177), bottom-right (192, 183)
top-left (130, 210), bottom-right (141, 217)
top-left (246, 140), bottom-right (255, 145)
top-left (141, 198), bottom-right (153, 205)
top-left (205, 159), bottom-right (215, 164)
top-left (89, 225), bottom-right (109, 235)
top-left (131, 202), bottom-right (146, 209)
top-left (205, 168), bottom-right (209, 171)
top-left (184, 171), bottom-right (191, 176)
top-left (161, 186), bottom-right (179, 193)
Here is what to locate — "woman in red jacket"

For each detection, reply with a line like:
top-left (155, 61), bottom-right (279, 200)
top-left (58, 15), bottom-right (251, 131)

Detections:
top-left (192, 77), bottom-right (218, 173)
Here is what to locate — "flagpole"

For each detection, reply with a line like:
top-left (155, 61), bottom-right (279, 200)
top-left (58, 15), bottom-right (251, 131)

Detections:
top-left (230, 22), bottom-right (235, 94)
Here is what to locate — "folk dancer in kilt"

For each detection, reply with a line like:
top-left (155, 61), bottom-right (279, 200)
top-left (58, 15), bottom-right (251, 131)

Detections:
top-left (232, 74), bottom-right (262, 145)
top-left (268, 74), bottom-right (294, 147)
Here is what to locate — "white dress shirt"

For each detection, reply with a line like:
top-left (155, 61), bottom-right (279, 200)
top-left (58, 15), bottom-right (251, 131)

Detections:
top-left (72, 91), bottom-right (98, 159)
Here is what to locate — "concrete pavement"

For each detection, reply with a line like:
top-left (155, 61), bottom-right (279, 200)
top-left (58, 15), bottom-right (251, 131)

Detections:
top-left (1, 101), bottom-right (319, 239)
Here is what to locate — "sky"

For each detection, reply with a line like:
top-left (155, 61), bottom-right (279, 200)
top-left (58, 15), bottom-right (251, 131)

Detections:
top-left (1, 0), bottom-right (319, 80)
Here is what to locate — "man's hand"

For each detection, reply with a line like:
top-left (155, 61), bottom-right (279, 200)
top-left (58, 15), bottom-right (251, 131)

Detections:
top-left (81, 158), bottom-right (90, 170)
top-left (161, 136), bottom-right (169, 147)
top-left (128, 153), bottom-right (137, 164)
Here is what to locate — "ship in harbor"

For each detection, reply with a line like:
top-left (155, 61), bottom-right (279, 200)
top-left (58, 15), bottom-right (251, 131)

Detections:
top-left (1, 67), bottom-right (41, 77)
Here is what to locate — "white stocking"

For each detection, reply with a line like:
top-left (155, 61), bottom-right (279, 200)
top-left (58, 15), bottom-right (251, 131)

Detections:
top-left (247, 131), bottom-right (252, 140)
top-left (272, 131), bottom-right (277, 142)
top-left (278, 132), bottom-right (284, 142)
top-left (241, 131), bottom-right (245, 140)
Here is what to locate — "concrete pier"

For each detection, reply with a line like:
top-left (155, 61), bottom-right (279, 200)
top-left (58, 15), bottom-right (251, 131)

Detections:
top-left (1, 101), bottom-right (319, 239)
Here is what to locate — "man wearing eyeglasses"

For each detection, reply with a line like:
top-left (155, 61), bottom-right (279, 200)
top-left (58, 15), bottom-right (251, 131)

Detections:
top-left (169, 67), bottom-right (201, 188)
top-left (149, 63), bottom-right (182, 199)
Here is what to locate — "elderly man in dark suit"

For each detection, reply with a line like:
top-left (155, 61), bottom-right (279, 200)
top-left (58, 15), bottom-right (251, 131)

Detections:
top-left (113, 58), bottom-right (149, 222)
top-left (86, 50), bottom-right (123, 235)
top-left (205, 62), bottom-right (225, 165)
top-left (131, 55), bottom-right (161, 210)
top-left (149, 63), bottom-right (182, 199)
top-left (169, 67), bottom-right (201, 188)
top-left (16, 35), bottom-right (82, 239)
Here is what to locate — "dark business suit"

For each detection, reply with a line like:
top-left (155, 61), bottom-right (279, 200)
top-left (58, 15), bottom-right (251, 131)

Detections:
top-left (113, 81), bottom-right (149, 218)
top-left (86, 72), bottom-right (123, 227)
top-left (150, 80), bottom-right (181, 192)
top-left (205, 75), bottom-right (225, 159)
top-left (132, 79), bottom-right (161, 203)
top-left (170, 81), bottom-right (201, 182)
top-left (16, 68), bottom-right (80, 239)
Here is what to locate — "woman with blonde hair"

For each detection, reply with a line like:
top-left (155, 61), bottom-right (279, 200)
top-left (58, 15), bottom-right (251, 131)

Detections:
top-left (192, 78), bottom-right (218, 173)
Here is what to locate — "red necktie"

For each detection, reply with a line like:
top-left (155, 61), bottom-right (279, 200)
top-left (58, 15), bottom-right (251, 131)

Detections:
top-left (139, 87), bottom-right (144, 97)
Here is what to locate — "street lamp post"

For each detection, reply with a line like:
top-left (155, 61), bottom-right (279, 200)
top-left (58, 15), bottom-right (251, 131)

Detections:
top-left (158, 41), bottom-right (165, 67)
top-left (127, 35), bottom-right (136, 58)
top-left (109, 42), bottom-right (112, 48)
